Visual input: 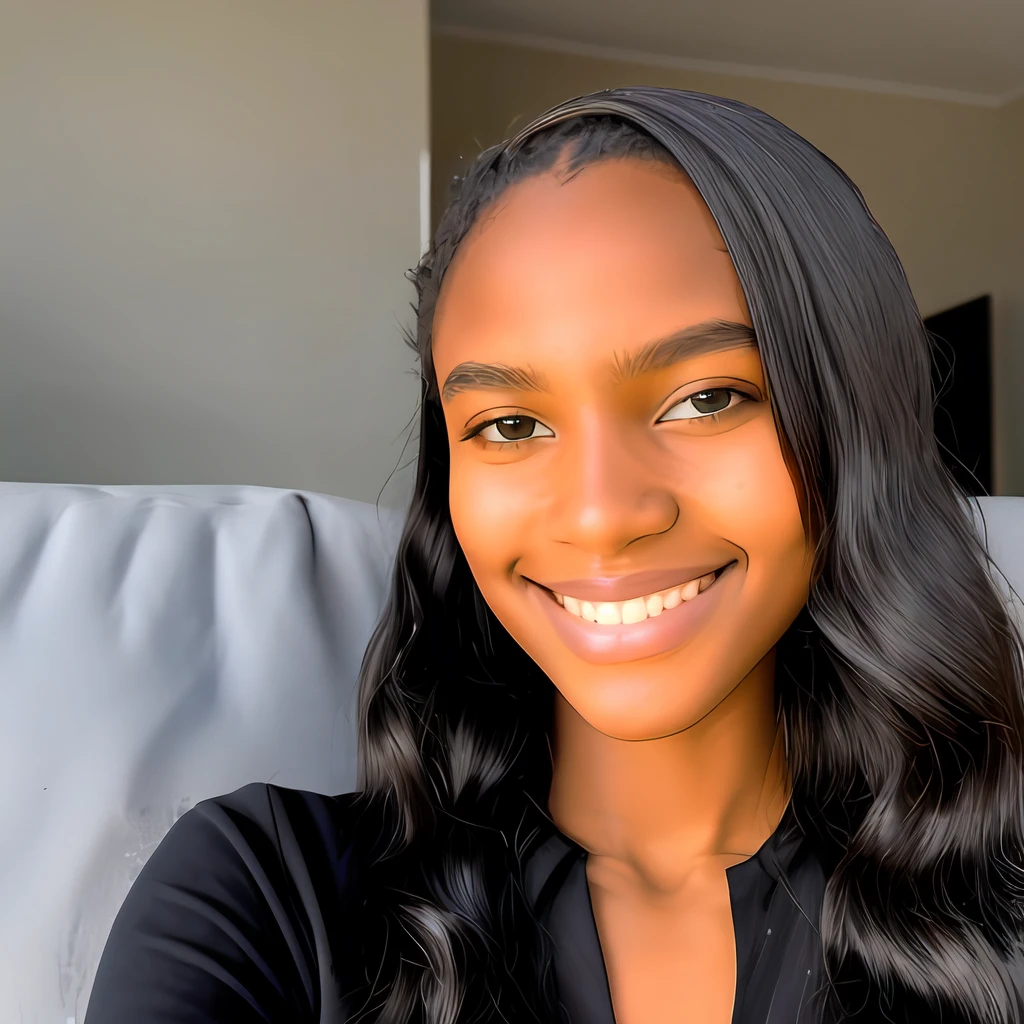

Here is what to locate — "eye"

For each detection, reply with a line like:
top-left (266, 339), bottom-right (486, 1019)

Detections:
top-left (470, 414), bottom-right (555, 444)
top-left (658, 387), bottom-right (749, 422)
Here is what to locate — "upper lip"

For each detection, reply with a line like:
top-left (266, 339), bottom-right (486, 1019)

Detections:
top-left (532, 562), bottom-right (732, 603)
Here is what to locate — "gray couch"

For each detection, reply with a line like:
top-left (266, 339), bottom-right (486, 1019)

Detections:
top-left (0, 483), bottom-right (1020, 1023)
top-left (0, 484), bottom-right (402, 1024)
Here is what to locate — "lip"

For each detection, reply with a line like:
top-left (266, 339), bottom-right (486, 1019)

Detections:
top-left (527, 562), bottom-right (737, 666)
top-left (535, 563), bottom-right (730, 603)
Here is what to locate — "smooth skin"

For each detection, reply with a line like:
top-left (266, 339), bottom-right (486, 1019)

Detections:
top-left (432, 157), bottom-right (815, 1024)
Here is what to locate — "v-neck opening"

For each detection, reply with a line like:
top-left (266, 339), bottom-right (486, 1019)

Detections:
top-left (526, 804), bottom-right (821, 1024)
top-left (578, 846), bottom-right (763, 1024)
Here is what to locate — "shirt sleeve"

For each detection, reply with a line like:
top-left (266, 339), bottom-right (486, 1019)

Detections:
top-left (85, 782), bottom-right (345, 1024)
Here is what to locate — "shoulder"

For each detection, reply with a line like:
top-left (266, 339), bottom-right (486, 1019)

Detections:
top-left (146, 782), bottom-right (367, 898)
top-left (187, 781), bottom-right (364, 857)
top-left (196, 779), bottom-right (362, 824)
top-left (150, 781), bottom-right (374, 928)
top-left (86, 783), bottom-right (369, 1022)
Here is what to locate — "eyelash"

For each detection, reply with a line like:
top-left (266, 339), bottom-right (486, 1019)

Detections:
top-left (463, 388), bottom-right (752, 446)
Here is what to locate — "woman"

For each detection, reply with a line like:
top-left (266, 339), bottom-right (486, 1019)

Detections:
top-left (85, 87), bottom-right (1024, 1024)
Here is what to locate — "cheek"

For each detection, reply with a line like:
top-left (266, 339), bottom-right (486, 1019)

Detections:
top-left (448, 453), bottom-right (534, 583)
top-left (691, 417), bottom-right (806, 555)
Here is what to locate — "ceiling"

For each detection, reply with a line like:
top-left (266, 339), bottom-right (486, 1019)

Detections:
top-left (433, 0), bottom-right (1024, 106)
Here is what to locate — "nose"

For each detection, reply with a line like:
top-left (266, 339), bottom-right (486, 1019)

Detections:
top-left (551, 417), bottom-right (679, 557)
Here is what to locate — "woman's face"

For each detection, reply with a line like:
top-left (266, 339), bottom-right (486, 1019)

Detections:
top-left (432, 158), bottom-right (814, 741)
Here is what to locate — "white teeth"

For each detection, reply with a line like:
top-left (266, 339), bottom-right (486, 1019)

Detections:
top-left (552, 570), bottom-right (722, 626)
top-left (621, 597), bottom-right (648, 624)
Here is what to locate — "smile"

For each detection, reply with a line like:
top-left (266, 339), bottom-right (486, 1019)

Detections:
top-left (550, 570), bottom-right (721, 625)
top-left (528, 562), bottom-right (737, 665)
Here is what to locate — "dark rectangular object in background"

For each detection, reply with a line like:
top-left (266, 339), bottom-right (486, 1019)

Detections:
top-left (925, 295), bottom-right (992, 495)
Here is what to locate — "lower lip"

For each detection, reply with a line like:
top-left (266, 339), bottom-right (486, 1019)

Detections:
top-left (528, 564), bottom-right (736, 666)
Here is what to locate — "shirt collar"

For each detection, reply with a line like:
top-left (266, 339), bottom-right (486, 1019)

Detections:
top-left (524, 801), bottom-right (809, 909)
top-left (521, 805), bottom-right (817, 1024)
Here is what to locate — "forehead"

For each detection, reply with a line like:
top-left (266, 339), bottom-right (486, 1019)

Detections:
top-left (431, 159), bottom-right (750, 377)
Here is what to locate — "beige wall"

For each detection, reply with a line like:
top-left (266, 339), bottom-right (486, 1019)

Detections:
top-left (0, 1), bottom-right (429, 508)
top-left (431, 33), bottom-right (1023, 493)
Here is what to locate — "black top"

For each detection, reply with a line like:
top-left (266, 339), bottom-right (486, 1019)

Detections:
top-left (85, 783), bottom-right (827, 1023)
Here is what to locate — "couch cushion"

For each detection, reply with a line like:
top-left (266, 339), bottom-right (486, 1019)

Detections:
top-left (0, 484), bottom-right (402, 1024)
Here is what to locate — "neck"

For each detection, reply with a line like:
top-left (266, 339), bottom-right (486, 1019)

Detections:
top-left (547, 650), bottom-right (789, 891)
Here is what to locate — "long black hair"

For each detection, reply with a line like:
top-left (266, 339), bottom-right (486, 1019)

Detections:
top-left (348, 87), bottom-right (1024, 1023)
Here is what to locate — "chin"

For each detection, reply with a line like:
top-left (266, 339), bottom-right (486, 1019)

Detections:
top-left (558, 677), bottom-right (727, 742)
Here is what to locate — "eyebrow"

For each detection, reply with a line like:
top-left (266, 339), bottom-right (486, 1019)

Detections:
top-left (440, 319), bottom-right (757, 401)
